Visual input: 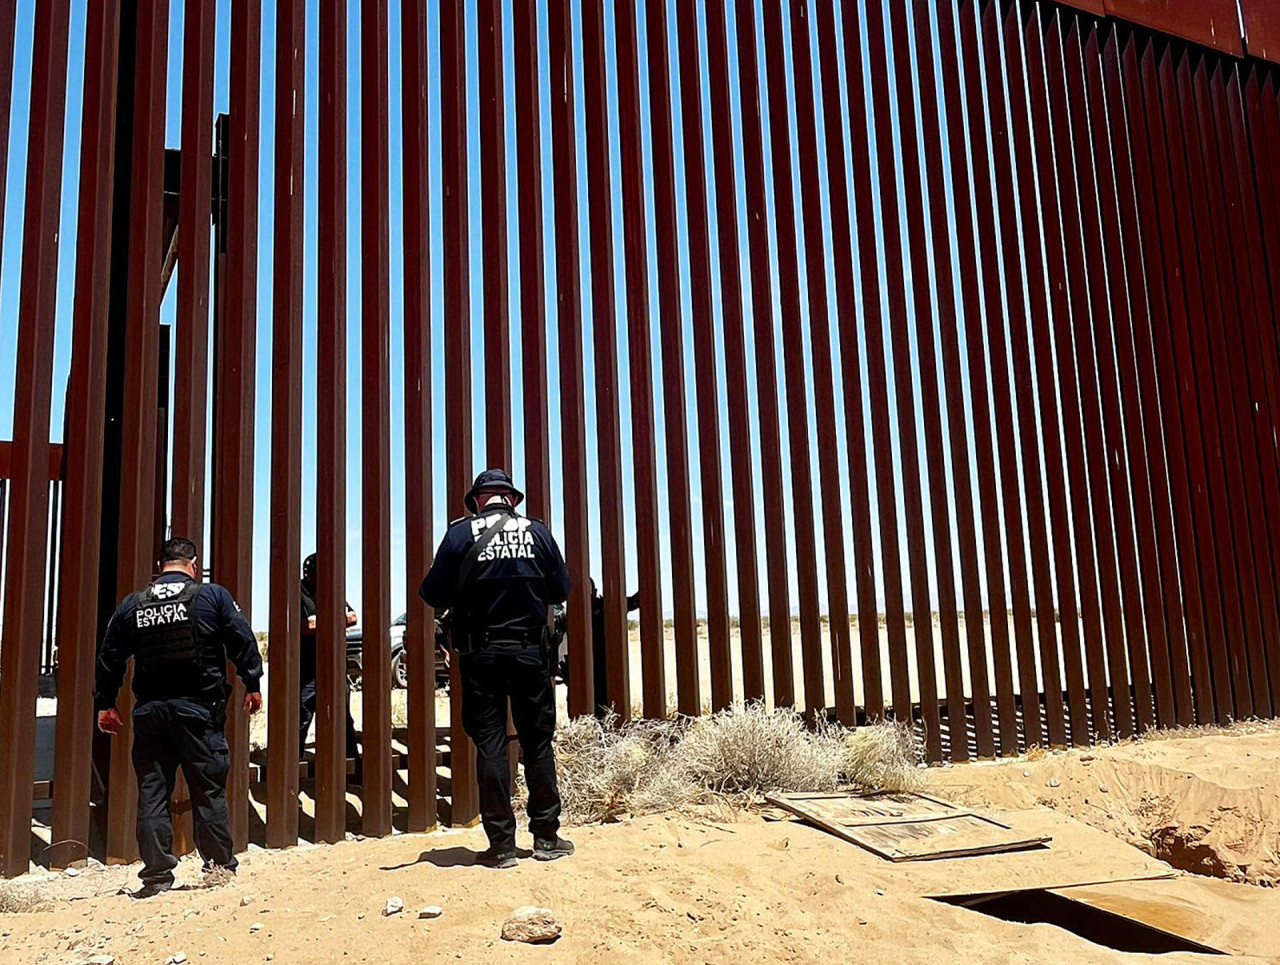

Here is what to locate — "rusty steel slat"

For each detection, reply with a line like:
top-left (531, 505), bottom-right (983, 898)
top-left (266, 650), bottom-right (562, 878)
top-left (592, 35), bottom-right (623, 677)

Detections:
top-left (1156, 48), bottom-right (1240, 721)
top-left (1125, 38), bottom-right (1216, 725)
top-left (786, 0), bottom-right (854, 725)
top-left (1041, 13), bottom-right (1113, 742)
top-left (1249, 75), bottom-right (1280, 297)
top-left (479, 0), bottom-right (511, 469)
top-left (0, 0), bottom-right (15, 265)
top-left (106, 0), bottom-right (170, 864)
top-left (813, 0), bottom-right (884, 725)
top-left (1199, 64), bottom-right (1280, 716)
top-left (676, 0), bottom-right (732, 714)
top-left (1084, 29), bottom-right (1168, 731)
top-left (704, 0), bottom-right (764, 705)
top-left (440, 0), bottom-right (478, 824)
top-left (1242, 0), bottom-right (1280, 64)
top-left (1168, 52), bottom-right (1252, 719)
top-left (643, 0), bottom-right (699, 717)
top-left (514, 0), bottom-right (549, 523)
top-left (171, 0), bottom-right (216, 539)
top-left (733, 0), bottom-right (794, 709)
top-left (1221, 69), bottom-right (1280, 708)
top-left (968, 0), bottom-right (1042, 749)
top-left (883, 0), bottom-right (968, 756)
top-left (1102, 0), bottom-right (1242, 57)
top-left (401, 0), bottom-right (436, 832)
top-left (1106, 31), bottom-right (1197, 728)
top-left (1001, 6), bottom-right (1077, 746)
top-left (1058, 21), bottom-right (1138, 737)
top-left (548, 0), bottom-right (593, 719)
top-left (0, 0), bottom-right (72, 877)
top-left (580, 0), bottom-right (629, 718)
top-left (213, 0), bottom-right (261, 853)
top-left (49, 0), bottom-right (122, 870)
top-left (615, 0), bottom-right (665, 717)
top-left (937, 0), bottom-right (1000, 754)
top-left (265, 0), bottom-right (305, 849)
top-left (359, 0), bottom-right (393, 838)
top-left (841, 0), bottom-right (911, 728)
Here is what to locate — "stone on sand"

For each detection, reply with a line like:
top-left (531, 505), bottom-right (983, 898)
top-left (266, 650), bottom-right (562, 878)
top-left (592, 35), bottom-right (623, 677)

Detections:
top-left (501, 907), bottom-right (562, 944)
top-left (382, 897), bottom-right (404, 917)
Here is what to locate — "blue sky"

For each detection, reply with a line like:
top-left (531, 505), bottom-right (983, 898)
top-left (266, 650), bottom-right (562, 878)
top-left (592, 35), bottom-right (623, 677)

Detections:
top-left (1, 0), bottom-right (1072, 633)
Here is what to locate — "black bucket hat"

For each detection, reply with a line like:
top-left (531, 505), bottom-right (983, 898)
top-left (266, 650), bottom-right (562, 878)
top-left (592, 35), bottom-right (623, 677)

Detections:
top-left (464, 468), bottom-right (525, 514)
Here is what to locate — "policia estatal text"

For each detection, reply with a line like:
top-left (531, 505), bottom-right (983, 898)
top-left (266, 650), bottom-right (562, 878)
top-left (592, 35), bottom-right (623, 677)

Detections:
top-left (95, 537), bottom-right (264, 898)
top-left (420, 469), bottom-right (574, 869)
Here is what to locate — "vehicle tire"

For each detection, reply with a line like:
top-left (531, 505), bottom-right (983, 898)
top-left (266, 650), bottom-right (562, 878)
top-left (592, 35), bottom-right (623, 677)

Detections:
top-left (392, 651), bottom-right (409, 690)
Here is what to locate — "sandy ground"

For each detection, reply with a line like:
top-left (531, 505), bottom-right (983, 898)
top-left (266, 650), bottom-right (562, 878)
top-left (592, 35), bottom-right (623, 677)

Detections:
top-left (927, 720), bottom-right (1280, 886)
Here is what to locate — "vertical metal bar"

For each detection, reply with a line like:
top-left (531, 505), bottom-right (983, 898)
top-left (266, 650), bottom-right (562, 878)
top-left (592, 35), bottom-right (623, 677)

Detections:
top-left (360, 0), bottom-right (393, 838)
top-left (1156, 47), bottom-right (1238, 721)
top-left (106, 0), bottom-right (170, 864)
top-left (676, 0), bottom-right (732, 714)
top-left (882, 0), bottom-right (969, 755)
top-left (266, 0), bottom-right (305, 849)
top-left (842, 0), bottom-right (916, 729)
top-left (49, 0), bottom-right (122, 870)
top-left (937, 0), bottom-right (1000, 755)
top-left (401, 0), bottom-right (436, 833)
top-left (733, 0), bottom-right (794, 709)
top-left (214, 0), bottom-right (261, 852)
top-left (643, 0), bottom-right (699, 717)
top-left (171, 0), bottom-right (217, 540)
top-left (1125, 37), bottom-right (1215, 726)
top-left (0, 0), bottom-right (16, 264)
top-left (514, 0), bottom-right (550, 524)
top-left (580, 0), bottom-right (629, 718)
top-left (479, 0), bottom-right (511, 469)
top-left (0, 0), bottom-right (72, 877)
top-left (440, 0), bottom-right (478, 825)
top-left (704, 0), bottom-right (764, 705)
top-left (1248, 75), bottom-right (1280, 306)
top-left (615, 0), bottom-right (665, 717)
top-left (1103, 29), bottom-right (1195, 727)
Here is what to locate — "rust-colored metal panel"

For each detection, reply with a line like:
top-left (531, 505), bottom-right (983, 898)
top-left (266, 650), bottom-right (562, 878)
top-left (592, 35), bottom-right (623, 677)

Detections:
top-left (884, 0), bottom-right (969, 756)
top-left (266, 0), bottom-right (305, 849)
top-left (440, 0), bottom-right (477, 824)
top-left (0, 0), bottom-right (15, 264)
top-left (1241, 1), bottom-right (1280, 64)
top-left (215, 0), bottom-right (261, 853)
top-left (479, 0), bottom-right (511, 469)
top-left (644, 0), bottom-right (699, 717)
top-left (106, 0), bottom-right (170, 864)
top-left (676, 0), bottom-right (732, 714)
top-left (1103, 0), bottom-right (1241, 56)
top-left (733, 0), bottom-right (794, 709)
top-left (704, 0), bottom-right (764, 705)
top-left (615, 0), bottom-right (665, 718)
top-left (0, 0), bottom-right (72, 878)
top-left (842, 0), bottom-right (910, 728)
top-left (1126, 36), bottom-right (1217, 725)
top-left (581, 0), bottom-right (629, 719)
top-left (758, 0), bottom-right (829, 720)
top-left (548, 0), bottom-right (593, 718)
top-left (936, 0), bottom-right (998, 755)
top-left (360, 0), bottom-right (393, 838)
top-left (400, 0), bottom-right (436, 833)
top-left (50, 0), bottom-right (122, 870)
top-left (171, 0), bottom-right (216, 540)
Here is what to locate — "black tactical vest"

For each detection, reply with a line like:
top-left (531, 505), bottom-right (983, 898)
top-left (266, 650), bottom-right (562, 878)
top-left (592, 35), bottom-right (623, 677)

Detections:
top-left (132, 579), bottom-right (217, 701)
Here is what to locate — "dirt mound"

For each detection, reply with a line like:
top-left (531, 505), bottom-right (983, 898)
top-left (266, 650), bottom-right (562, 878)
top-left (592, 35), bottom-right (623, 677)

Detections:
top-left (928, 723), bottom-right (1280, 886)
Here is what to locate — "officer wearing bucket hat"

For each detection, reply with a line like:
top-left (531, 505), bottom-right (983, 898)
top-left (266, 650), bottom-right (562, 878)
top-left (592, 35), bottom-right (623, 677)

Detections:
top-left (419, 469), bottom-right (573, 868)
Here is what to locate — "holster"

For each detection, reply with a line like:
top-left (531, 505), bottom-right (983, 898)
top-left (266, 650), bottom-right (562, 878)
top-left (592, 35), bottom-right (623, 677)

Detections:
top-left (539, 626), bottom-right (555, 676)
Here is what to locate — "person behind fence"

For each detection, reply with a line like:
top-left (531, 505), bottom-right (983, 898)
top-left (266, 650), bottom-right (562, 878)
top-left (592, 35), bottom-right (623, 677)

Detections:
top-left (420, 468), bottom-right (574, 869)
top-left (589, 578), bottom-right (640, 718)
top-left (94, 536), bottom-right (264, 899)
top-left (298, 552), bottom-right (361, 785)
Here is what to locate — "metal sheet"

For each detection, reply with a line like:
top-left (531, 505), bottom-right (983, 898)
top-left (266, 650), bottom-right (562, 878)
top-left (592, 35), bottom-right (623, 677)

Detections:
top-left (1103, 0), bottom-right (1242, 56)
top-left (1242, 0), bottom-right (1280, 64)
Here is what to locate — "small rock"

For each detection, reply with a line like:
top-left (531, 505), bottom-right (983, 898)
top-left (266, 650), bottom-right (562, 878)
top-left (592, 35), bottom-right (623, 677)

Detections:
top-left (64, 867), bottom-right (80, 878)
top-left (383, 897), bottom-right (404, 917)
top-left (1081, 754), bottom-right (1095, 763)
top-left (1099, 784), bottom-right (1110, 794)
top-left (1047, 778), bottom-right (1061, 788)
top-left (677, 840), bottom-right (686, 849)
top-left (249, 922), bottom-right (265, 933)
top-left (1022, 770), bottom-right (1031, 778)
top-left (84, 957), bottom-right (115, 965)
top-left (170, 953), bottom-right (188, 964)
top-left (418, 906), bottom-right (443, 920)
top-left (500, 906), bottom-right (562, 944)
top-left (875, 888), bottom-right (885, 896)
top-left (240, 895), bottom-right (254, 907)
top-left (857, 917), bottom-right (868, 926)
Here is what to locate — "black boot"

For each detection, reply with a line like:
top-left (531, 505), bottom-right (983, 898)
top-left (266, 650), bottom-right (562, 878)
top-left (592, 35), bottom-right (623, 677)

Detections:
top-left (127, 881), bottom-right (172, 900)
top-left (533, 836), bottom-right (574, 861)
top-left (476, 844), bottom-right (518, 869)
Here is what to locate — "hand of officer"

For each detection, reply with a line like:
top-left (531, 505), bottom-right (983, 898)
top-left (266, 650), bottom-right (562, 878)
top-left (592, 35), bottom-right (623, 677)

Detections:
top-left (97, 708), bottom-right (123, 735)
top-left (244, 692), bottom-right (264, 715)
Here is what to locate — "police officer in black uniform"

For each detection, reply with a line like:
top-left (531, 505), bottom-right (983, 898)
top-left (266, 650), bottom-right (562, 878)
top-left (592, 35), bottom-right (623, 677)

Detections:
top-left (298, 552), bottom-right (361, 782)
top-left (420, 469), bottom-right (574, 869)
top-left (95, 537), bottom-right (264, 898)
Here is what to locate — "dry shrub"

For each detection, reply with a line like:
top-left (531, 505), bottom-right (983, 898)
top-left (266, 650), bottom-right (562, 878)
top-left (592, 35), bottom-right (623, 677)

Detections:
top-left (841, 719), bottom-right (922, 793)
top-left (0, 882), bottom-right (47, 914)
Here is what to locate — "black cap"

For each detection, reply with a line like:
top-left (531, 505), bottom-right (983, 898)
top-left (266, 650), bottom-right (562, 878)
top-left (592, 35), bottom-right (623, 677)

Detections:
top-left (464, 468), bottom-right (525, 514)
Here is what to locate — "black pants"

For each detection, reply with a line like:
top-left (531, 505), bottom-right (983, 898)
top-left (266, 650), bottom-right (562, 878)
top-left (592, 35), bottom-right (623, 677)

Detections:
top-left (132, 699), bottom-right (235, 888)
top-left (298, 676), bottom-right (360, 766)
top-left (459, 647), bottom-right (561, 850)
